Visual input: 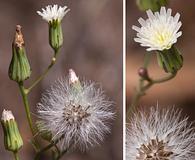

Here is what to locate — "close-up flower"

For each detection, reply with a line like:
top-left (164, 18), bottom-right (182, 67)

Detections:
top-left (37, 4), bottom-right (70, 52)
top-left (37, 4), bottom-right (70, 23)
top-left (132, 7), bottom-right (182, 51)
top-left (126, 107), bottom-right (195, 160)
top-left (37, 69), bottom-right (114, 151)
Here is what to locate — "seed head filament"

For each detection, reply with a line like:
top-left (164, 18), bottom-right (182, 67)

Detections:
top-left (136, 137), bottom-right (173, 160)
top-left (63, 103), bottom-right (90, 126)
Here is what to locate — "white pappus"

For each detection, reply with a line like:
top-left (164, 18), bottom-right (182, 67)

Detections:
top-left (37, 69), bottom-right (114, 151)
top-left (126, 106), bottom-right (195, 160)
top-left (37, 4), bottom-right (70, 22)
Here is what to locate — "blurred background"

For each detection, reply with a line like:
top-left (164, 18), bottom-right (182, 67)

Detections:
top-left (0, 0), bottom-right (122, 159)
top-left (127, 0), bottom-right (195, 121)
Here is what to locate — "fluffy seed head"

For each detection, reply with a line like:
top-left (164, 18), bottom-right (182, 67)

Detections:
top-left (132, 7), bottom-right (182, 51)
top-left (37, 4), bottom-right (70, 22)
top-left (1, 109), bottom-right (15, 121)
top-left (126, 107), bottom-right (195, 160)
top-left (37, 70), bottom-right (114, 151)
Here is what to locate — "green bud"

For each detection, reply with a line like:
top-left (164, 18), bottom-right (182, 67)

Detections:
top-left (1, 110), bottom-right (23, 152)
top-left (49, 20), bottom-right (63, 53)
top-left (157, 46), bottom-right (183, 73)
top-left (136, 0), bottom-right (168, 12)
top-left (8, 25), bottom-right (31, 82)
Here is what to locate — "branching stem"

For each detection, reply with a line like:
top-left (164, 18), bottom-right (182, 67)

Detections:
top-left (127, 53), bottom-right (177, 119)
top-left (27, 50), bottom-right (59, 93)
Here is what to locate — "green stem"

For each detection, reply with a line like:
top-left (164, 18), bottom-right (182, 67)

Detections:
top-left (18, 82), bottom-right (35, 135)
top-left (55, 149), bottom-right (68, 160)
top-left (127, 52), bottom-right (177, 119)
top-left (127, 54), bottom-right (152, 117)
top-left (54, 144), bottom-right (60, 155)
top-left (13, 152), bottom-right (20, 160)
top-left (139, 54), bottom-right (152, 93)
top-left (141, 72), bottom-right (177, 92)
top-left (35, 135), bottom-right (70, 160)
top-left (18, 82), bottom-right (40, 151)
top-left (152, 73), bottom-right (177, 83)
top-left (34, 140), bottom-right (59, 160)
top-left (27, 50), bottom-right (59, 93)
top-left (127, 72), bottom-right (177, 119)
top-left (143, 53), bottom-right (152, 68)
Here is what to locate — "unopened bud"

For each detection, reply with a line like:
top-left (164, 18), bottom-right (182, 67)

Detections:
top-left (1, 110), bottom-right (23, 152)
top-left (8, 25), bottom-right (31, 82)
top-left (49, 20), bottom-right (63, 52)
top-left (138, 67), bottom-right (150, 81)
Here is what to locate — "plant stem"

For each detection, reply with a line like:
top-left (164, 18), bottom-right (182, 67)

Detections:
top-left (18, 50), bottom-right (59, 132)
top-left (127, 52), bottom-right (177, 119)
top-left (34, 140), bottom-right (59, 160)
top-left (55, 139), bottom-right (74, 160)
top-left (143, 53), bottom-right (152, 68)
top-left (18, 82), bottom-right (40, 151)
top-left (127, 71), bottom-right (177, 119)
top-left (55, 149), bottom-right (68, 160)
top-left (17, 50), bottom-right (60, 153)
top-left (127, 54), bottom-right (151, 118)
top-left (27, 50), bottom-right (59, 93)
top-left (13, 152), bottom-right (20, 160)
top-left (54, 144), bottom-right (60, 155)
top-left (18, 82), bottom-right (35, 135)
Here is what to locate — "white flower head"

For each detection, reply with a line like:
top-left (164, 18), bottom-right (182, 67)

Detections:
top-left (132, 7), bottom-right (182, 51)
top-left (1, 109), bottom-right (15, 121)
top-left (126, 107), bottom-right (195, 160)
top-left (37, 69), bottom-right (114, 151)
top-left (37, 4), bottom-right (70, 22)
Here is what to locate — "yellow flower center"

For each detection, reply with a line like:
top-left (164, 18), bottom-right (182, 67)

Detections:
top-left (153, 30), bottom-right (172, 49)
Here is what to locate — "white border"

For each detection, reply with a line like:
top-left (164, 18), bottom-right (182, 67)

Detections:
top-left (123, 0), bottom-right (126, 159)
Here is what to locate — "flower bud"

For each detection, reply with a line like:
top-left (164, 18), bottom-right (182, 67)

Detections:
top-left (37, 5), bottom-right (70, 53)
top-left (8, 25), bottom-right (31, 82)
top-left (136, 0), bottom-right (168, 12)
top-left (138, 67), bottom-right (151, 81)
top-left (1, 110), bottom-right (23, 152)
top-left (69, 69), bottom-right (82, 91)
top-left (49, 20), bottom-right (63, 52)
top-left (157, 46), bottom-right (183, 73)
